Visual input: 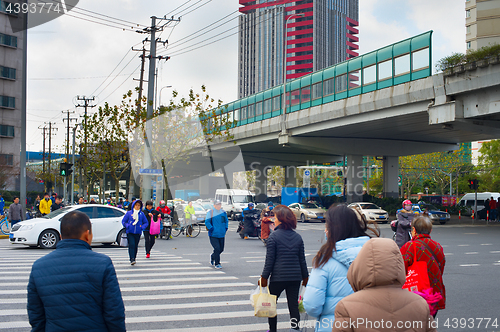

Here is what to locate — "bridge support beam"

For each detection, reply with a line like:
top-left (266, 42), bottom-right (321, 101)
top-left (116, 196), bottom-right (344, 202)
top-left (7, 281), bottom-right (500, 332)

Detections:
top-left (284, 166), bottom-right (297, 187)
top-left (346, 155), bottom-right (364, 203)
top-left (253, 163), bottom-right (268, 201)
top-left (198, 174), bottom-right (210, 198)
top-left (383, 156), bottom-right (399, 198)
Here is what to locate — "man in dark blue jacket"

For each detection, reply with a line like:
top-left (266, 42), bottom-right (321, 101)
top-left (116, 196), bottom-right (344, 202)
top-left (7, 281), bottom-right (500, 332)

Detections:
top-left (205, 199), bottom-right (228, 269)
top-left (27, 211), bottom-right (126, 332)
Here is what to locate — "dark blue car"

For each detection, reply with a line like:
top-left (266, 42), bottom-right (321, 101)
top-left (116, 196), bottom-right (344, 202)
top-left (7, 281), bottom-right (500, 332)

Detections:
top-left (412, 203), bottom-right (450, 224)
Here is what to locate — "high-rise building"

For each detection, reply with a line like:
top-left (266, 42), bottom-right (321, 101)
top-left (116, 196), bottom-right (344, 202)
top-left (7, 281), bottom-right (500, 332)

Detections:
top-left (0, 3), bottom-right (25, 190)
top-left (465, 0), bottom-right (500, 50)
top-left (238, 0), bottom-right (359, 98)
top-left (465, 0), bottom-right (500, 164)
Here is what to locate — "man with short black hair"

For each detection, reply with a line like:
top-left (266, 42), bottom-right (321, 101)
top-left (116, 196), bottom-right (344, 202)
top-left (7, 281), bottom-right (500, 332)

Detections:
top-left (8, 197), bottom-right (24, 226)
top-left (27, 211), bottom-right (126, 332)
top-left (51, 196), bottom-right (64, 212)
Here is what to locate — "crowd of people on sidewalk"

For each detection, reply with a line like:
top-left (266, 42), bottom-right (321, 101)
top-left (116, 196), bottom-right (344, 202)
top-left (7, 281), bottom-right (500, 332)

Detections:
top-left (24, 197), bottom-right (447, 332)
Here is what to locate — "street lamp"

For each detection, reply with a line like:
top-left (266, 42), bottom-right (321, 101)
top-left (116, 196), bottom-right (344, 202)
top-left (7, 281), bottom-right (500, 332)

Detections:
top-left (281, 13), bottom-right (305, 134)
top-left (432, 167), bottom-right (452, 196)
top-left (158, 85), bottom-right (172, 108)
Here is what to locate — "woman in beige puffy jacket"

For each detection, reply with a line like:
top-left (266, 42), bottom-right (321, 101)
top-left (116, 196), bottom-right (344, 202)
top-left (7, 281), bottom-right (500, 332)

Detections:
top-left (332, 238), bottom-right (436, 332)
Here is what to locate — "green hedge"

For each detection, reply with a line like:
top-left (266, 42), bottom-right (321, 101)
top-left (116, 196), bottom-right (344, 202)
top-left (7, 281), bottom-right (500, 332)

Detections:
top-left (436, 44), bottom-right (500, 71)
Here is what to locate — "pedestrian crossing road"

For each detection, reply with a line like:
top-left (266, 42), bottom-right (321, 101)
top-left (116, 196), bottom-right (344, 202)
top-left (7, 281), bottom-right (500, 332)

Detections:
top-left (0, 240), bottom-right (314, 332)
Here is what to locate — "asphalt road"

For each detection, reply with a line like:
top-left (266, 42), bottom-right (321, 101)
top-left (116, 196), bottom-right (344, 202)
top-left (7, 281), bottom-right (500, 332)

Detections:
top-left (0, 220), bottom-right (499, 332)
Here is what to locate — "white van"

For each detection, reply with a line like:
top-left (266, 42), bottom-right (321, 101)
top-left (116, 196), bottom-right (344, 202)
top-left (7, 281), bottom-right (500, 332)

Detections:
top-left (215, 189), bottom-right (254, 220)
top-left (458, 192), bottom-right (500, 214)
top-left (104, 190), bottom-right (125, 199)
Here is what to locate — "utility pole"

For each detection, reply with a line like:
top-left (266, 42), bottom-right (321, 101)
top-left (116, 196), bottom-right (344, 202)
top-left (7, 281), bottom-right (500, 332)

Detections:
top-left (38, 125), bottom-right (47, 191)
top-left (129, 47), bottom-right (147, 201)
top-left (62, 110), bottom-right (76, 202)
top-left (75, 96), bottom-right (96, 201)
top-left (45, 122), bottom-right (58, 193)
top-left (71, 124), bottom-right (79, 205)
top-left (139, 15), bottom-right (179, 203)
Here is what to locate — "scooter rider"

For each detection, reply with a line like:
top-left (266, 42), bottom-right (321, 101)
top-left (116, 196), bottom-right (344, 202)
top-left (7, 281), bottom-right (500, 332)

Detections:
top-left (242, 202), bottom-right (257, 240)
top-left (156, 200), bottom-right (171, 216)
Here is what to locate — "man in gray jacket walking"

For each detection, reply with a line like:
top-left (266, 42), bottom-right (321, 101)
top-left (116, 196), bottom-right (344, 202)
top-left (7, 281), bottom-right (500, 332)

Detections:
top-left (8, 197), bottom-right (24, 226)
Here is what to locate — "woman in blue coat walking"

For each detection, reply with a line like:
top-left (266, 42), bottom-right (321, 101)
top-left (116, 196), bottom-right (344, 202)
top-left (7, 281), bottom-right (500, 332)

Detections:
top-left (121, 200), bottom-right (148, 265)
top-left (303, 205), bottom-right (379, 332)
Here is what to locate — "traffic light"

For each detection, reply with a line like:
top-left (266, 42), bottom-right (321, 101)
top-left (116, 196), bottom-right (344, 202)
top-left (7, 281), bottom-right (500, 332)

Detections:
top-left (468, 179), bottom-right (479, 190)
top-left (59, 162), bottom-right (73, 177)
top-left (66, 163), bottom-right (73, 177)
top-left (60, 162), bottom-right (67, 176)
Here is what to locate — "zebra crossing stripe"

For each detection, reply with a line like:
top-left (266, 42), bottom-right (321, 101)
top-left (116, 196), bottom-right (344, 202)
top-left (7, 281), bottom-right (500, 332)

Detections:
top-left (125, 308), bottom-right (291, 324)
top-left (0, 290), bottom-right (256, 304)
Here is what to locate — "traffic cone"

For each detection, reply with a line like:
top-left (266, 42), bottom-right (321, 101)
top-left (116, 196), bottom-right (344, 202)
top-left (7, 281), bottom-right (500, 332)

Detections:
top-left (472, 210), bottom-right (474, 220)
top-left (487, 211), bottom-right (489, 222)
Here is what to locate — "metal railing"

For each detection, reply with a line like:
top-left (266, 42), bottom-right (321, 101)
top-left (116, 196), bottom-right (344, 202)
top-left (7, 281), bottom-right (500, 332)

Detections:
top-left (205, 31), bottom-right (433, 131)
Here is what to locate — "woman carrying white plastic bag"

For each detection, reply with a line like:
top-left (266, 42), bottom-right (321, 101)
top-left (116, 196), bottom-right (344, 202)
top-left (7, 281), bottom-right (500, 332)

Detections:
top-left (259, 205), bottom-right (308, 332)
top-left (253, 285), bottom-right (277, 318)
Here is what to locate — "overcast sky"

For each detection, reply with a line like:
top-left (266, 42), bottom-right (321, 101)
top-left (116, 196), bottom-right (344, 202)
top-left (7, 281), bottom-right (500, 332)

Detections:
top-left (26, 0), bottom-right (465, 153)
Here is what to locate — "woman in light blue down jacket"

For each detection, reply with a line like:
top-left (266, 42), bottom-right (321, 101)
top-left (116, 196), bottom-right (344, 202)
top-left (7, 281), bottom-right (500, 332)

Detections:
top-left (303, 205), bottom-right (379, 332)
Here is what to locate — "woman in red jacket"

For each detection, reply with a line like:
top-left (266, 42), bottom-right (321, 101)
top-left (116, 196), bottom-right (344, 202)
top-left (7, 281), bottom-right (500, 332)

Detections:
top-left (401, 215), bottom-right (446, 317)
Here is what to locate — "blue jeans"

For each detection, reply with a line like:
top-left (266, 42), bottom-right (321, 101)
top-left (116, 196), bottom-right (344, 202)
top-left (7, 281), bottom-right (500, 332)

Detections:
top-left (209, 236), bottom-right (225, 265)
top-left (127, 233), bottom-right (141, 262)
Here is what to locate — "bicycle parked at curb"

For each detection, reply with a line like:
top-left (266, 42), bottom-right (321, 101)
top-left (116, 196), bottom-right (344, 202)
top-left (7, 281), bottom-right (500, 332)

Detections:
top-left (171, 217), bottom-right (201, 238)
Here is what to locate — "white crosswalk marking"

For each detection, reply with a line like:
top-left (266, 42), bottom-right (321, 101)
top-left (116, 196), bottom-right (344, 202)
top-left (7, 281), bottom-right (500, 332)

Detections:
top-left (0, 244), bottom-right (314, 331)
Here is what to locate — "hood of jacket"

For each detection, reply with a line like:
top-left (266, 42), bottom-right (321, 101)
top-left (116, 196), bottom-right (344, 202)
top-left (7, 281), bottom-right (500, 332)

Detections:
top-left (347, 238), bottom-right (405, 292)
top-left (331, 236), bottom-right (370, 269)
top-left (131, 199), bottom-right (143, 211)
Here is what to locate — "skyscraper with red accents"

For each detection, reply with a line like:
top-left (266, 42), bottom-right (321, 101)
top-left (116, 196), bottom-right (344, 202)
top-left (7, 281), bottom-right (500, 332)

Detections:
top-left (238, 0), bottom-right (359, 98)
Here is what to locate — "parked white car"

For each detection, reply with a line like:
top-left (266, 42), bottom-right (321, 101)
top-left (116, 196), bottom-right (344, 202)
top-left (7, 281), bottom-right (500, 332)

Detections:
top-left (347, 202), bottom-right (389, 223)
top-left (9, 205), bottom-right (126, 249)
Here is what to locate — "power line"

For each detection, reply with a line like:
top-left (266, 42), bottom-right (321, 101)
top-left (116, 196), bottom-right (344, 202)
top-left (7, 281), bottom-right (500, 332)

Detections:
top-left (157, 10), bottom-right (282, 58)
top-left (36, 0), bottom-right (148, 28)
top-left (165, 26), bottom-right (239, 57)
top-left (89, 49), bottom-right (134, 96)
top-left (166, 10), bottom-right (238, 48)
top-left (95, 55), bottom-right (138, 98)
top-left (165, 0), bottom-right (192, 18)
top-left (63, 12), bottom-right (139, 31)
top-left (177, 0), bottom-right (212, 17)
top-left (172, 0), bottom-right (207, 17)
top-left (98, 64), bottom-right (141, 105)
top-left (30, 73), bottom-right (136, 81)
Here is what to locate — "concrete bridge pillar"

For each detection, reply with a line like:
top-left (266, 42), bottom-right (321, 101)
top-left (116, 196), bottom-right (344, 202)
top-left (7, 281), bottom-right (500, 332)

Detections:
top-left (346, 155), bottom-right (364, 203)
top-left (383, 156), bottom-right (399, 198)
top-left (198, 174), bottom-right (210, 198)
top-left (253, 163), bottom-right (268, 200)
top-left (222, 169), bottom-right (234, 189)
top-left (284, 166), bottom-right (297, 187)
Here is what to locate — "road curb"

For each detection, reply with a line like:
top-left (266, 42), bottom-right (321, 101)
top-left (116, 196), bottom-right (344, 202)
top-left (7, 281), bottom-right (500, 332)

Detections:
top-left (0, 235), bottom-right (8, 239)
